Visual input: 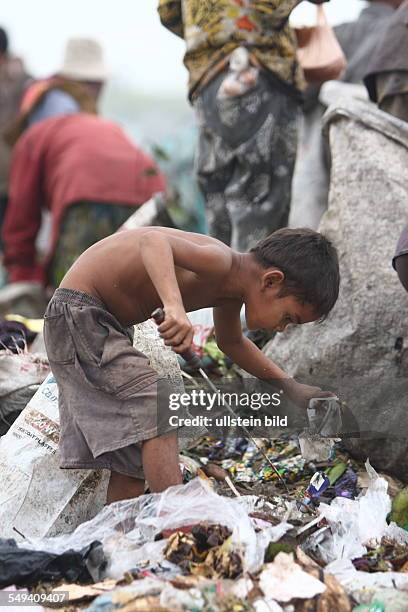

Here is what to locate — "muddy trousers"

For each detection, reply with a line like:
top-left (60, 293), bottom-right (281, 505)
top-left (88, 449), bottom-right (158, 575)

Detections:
top-left (194, 71), bottom-right (300, 252)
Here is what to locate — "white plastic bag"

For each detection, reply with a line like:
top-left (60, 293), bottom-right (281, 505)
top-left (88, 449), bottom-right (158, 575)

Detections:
top-left (315, 460), bottom-right (403, 565)
top-left (25, 478), bottom-right (278, 577)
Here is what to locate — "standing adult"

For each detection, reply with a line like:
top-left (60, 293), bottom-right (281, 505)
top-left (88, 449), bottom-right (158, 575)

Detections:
top-left (5, 37), bottom-right (108, 147)
top-left (365, 0), bottom-right (408, 123)
top-left (158, 0), bottom-right (328, 252)
top-left (290, 0), bottom-right (403, 230)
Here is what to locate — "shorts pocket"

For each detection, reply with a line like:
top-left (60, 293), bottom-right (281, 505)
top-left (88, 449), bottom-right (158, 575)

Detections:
top-left (43, 314), bottom-right (75, 364)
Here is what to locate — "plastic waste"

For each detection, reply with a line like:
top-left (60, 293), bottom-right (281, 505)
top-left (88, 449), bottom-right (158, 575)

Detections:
top-left (299, 397), bottom-right (342, 461)
top-left (300, 472), bottom-right (330, 510)
top-left (258, 552), bottom-right (326, 603)
top-left (313, 461), bottom-right (392, 564)
top-left (0, 373), bottom-right (107, 541)
top-left (334, 468), bottom-right (358, 499)
top-left (23, 478), bottom-right (287, 578)
top-left (0, 538), bottom-right (105, 588)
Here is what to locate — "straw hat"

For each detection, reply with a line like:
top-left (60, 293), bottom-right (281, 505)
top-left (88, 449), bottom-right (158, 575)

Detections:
top-left (58, 37), bottom-right (108, 81)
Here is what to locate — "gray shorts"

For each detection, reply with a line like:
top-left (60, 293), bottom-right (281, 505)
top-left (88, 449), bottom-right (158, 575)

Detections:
top-left (43, 288), bottom-right (174, 479)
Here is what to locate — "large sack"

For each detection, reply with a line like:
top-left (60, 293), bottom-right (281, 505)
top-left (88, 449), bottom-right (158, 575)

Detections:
top-left (265, 99), bottom-right (408, 480)
top-left (0, 321), bottom-right (184, 540)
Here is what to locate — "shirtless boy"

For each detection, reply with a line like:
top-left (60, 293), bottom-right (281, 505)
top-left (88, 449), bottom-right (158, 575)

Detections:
top-left (43, 227), bottom-right (339, 503)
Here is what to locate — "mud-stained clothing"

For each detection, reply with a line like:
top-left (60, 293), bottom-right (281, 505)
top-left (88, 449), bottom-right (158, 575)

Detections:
top-left (43, 288), bottom-right (175, 479)
top-left (194, 70), bottom-right (299, 252)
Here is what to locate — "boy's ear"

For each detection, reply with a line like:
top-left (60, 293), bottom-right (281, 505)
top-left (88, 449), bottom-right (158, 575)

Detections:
top-left (262, 269), bottom-right (285, 289)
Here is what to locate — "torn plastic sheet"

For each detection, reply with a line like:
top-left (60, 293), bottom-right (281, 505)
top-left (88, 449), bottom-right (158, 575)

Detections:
top-left (313, 460), bottom-right (396, 564)
top-left (23, 478), bottom-right (290, 577)
top-left (304, 460), bottom-right (408, 599)
top-left (325, 558), bottom-right (408, 599)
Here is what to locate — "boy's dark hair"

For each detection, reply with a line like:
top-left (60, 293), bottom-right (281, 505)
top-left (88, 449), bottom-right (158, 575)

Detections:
top-left (0, 28), bottom-right (8, 55)
top-left (250, 228), bottom-right (340, 318)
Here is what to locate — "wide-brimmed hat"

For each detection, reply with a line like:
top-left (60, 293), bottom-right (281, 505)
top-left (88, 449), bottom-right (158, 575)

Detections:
top-left (58, 37), bottom-right (108, 81)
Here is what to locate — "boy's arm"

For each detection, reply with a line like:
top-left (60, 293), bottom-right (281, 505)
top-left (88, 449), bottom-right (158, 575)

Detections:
top-left (140, 230), bottom-right (230, 352)
top-left (214, 302), bottom-right (333, 409)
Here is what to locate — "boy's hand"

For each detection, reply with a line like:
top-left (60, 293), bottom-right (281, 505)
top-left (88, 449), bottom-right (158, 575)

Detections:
top-left (158, 306), bottom-right (194, 353)
top-left (281, 379), bottom-right (335, 410)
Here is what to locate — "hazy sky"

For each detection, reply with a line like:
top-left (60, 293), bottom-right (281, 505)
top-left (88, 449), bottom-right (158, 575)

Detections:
top-left (2, 0), bottom-right (366, 95)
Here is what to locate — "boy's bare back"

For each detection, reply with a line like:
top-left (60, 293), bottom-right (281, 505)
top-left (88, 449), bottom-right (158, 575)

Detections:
top-left (60, 227), bottom-right (237, 327)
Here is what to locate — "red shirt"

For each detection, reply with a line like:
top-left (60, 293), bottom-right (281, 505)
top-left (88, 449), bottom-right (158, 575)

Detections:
top-left (3, 113), bottom-right (166, 283)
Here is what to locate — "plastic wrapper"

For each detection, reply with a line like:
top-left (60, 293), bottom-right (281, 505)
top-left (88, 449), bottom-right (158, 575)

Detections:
top-left (24, 478), bottom-right (283, 577)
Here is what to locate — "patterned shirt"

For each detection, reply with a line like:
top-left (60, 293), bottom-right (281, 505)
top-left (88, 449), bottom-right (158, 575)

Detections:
top-left (158, 0), bottom-right (327, 98)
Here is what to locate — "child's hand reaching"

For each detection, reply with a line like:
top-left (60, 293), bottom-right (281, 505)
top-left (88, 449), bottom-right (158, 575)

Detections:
top-left (157, 306), bottom-right (194, 354)
top-left (281, 379), bottom-right (335, 409)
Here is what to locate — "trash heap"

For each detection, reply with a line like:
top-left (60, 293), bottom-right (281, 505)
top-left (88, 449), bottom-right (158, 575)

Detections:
top-left (1, 435), bottom-right (408, 612)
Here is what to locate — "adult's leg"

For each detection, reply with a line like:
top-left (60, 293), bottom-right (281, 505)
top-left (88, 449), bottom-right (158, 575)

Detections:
top-left (225, 78), bottom-right (299, 252)
top-left (194, 91), bottom-right (233, 246)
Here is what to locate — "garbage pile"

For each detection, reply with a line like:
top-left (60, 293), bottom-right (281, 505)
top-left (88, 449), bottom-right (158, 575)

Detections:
top-left (1, 311), bottom-right (408, 610)
top-left (1, 438), bottom-right (408, 611)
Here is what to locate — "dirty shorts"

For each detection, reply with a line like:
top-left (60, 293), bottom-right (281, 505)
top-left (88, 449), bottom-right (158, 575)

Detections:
top-left (43, 288), bottom-right (176, 479)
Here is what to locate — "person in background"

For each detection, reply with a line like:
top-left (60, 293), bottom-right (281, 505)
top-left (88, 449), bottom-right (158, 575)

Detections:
top-left (2, 114), bottom-right (166, 289)
top-left (335, 0), bottom-right (403, 83)
top-left (0, 27), bottom-right (29, 246)
top-left (158, 0), bottom-right (329, 253)
top-left (365, 0), bottom-right (408, 123)
top-left (4, 37), bottom-right (107, 147)
top-left (289, 0), bottom-right (404, 230)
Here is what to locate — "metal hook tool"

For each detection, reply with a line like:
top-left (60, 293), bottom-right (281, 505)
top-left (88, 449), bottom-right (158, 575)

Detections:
top-left (151, 307), bottom-right (290, 493)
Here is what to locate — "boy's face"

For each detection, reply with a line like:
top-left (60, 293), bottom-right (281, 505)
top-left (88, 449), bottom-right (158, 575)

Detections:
top-left (245, 269), bottom-right (318, 332)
